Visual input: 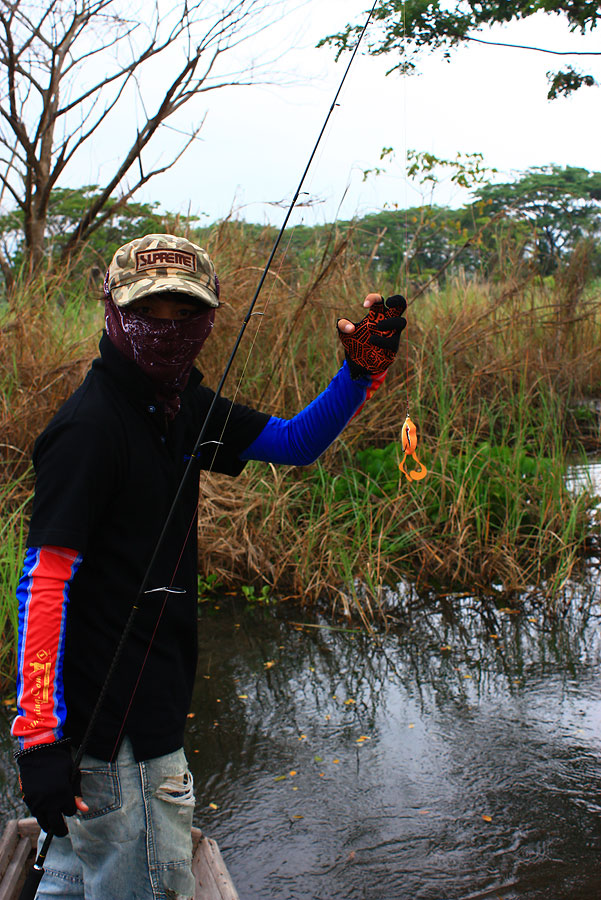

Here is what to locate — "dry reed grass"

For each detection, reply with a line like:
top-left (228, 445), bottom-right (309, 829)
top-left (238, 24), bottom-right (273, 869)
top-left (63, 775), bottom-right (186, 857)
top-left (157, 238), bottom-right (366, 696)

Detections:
top-left (1, 222), bottom-right (600, 650)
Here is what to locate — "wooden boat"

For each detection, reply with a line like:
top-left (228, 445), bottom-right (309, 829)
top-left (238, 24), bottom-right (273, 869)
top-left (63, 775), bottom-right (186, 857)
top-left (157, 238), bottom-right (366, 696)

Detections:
top-left (0, 818), bottom-right (239, 900)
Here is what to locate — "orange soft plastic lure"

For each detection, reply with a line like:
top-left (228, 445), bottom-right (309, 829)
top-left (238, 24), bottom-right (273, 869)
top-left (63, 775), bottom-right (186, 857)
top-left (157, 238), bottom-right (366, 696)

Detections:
top-left (398, 415), bottom-right (427, 482)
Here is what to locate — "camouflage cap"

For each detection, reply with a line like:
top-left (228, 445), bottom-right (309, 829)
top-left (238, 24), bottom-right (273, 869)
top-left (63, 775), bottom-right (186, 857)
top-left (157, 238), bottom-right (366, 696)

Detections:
top-left (107, 234), bottom-right (219, 308)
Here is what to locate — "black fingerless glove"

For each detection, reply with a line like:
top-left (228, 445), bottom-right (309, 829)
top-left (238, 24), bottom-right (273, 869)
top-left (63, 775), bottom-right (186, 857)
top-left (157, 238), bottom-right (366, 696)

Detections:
top-left (338, 294), bottom-right (407, 380)
top-left (15, 738), bottom-right (81, 837)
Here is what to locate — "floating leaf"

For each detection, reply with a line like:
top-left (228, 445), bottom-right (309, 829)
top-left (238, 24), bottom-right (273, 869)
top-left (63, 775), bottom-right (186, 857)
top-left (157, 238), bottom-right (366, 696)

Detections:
top-left (238, 694), bottom-right (248, 699)
top-left (356, 736), bottom-right (371, 743)
top-left (333, 759), bottom-right (340, 764)
top-left (298, 734), bottom-right (307, 741)
top-left (441, 645), bottom-right (452, 652)
top-left (264, 661), bottom-right (276, 669)
top-left (482, 814), bottom-right (492, 822)
top-left (274, 775), bottom-right (287, 782)
top-left (344, 698), bottom-right (356, 705)
top-left (289, 770), bottom-right (297, 777)
top-left (314, 756), bottom-right (323, 762)
top-left (209, 802), bottom-right (219, 810)
top-left (187, 713), bottom-right (195, 719)
top-left (292, 815), bottom-right (304, 820)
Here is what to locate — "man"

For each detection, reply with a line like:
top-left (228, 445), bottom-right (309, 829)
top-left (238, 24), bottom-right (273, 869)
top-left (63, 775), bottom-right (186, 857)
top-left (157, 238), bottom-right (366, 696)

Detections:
top-left (13, 234), bottom-right (406, 899)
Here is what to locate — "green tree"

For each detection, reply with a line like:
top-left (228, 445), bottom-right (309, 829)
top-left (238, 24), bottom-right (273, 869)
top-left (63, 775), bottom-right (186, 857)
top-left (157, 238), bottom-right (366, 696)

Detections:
top-left (0, 186), bottom-right (190, 280)
top-left (320, 2), bottom-right (600, 99)
top-left (336, 163), bottom-right (601, 283)
top-left (346, 149), bottom-right (500, 283)
top-left (342, 206), bottom-right (470, 282)
top-left (473, 165), bottom-right (601, 274)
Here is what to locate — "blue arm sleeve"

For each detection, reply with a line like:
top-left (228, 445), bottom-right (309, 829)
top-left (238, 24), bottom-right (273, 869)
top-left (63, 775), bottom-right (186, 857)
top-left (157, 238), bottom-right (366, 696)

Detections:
top-left (240, 361), bottom-right (369, 466)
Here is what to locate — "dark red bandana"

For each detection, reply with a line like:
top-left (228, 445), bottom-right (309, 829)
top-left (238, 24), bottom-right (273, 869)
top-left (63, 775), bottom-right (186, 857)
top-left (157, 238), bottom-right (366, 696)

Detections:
top-left (104, 295), bottom-right (214, 420)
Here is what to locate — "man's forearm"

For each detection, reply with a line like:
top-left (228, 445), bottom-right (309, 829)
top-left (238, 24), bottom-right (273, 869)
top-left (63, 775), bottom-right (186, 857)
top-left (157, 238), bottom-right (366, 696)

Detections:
top-left (240, 361), bottom-right (371, 466)
top-left (12, 546), bottom-right (81, 749)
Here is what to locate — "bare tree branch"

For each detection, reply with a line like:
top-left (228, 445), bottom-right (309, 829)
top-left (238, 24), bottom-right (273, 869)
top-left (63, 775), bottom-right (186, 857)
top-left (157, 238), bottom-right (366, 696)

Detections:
top-left (0, 0), bottom-right (293, 276)
top-left (60, 116), bottom-right (207, 255)
top-left (461, 33), bottom-right (601, 56)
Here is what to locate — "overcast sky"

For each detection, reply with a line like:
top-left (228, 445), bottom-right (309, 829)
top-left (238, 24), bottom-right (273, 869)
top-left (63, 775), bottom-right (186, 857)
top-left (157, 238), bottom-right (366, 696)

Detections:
top-left (69, 0), bottom-right (601, 228)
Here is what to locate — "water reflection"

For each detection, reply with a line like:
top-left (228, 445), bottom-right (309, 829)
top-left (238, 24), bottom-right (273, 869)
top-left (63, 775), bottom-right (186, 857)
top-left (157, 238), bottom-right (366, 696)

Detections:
top-left (184, 584), bottom-right (601, 900)
top-left (567, 460), bottom-right (601, 516)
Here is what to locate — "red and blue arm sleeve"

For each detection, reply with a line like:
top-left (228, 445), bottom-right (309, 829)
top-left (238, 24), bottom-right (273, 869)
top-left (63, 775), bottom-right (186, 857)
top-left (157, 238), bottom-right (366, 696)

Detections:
top-left (240, 361), bottom-right (382, 466)
top-left (11, 545), bottom-right (81, 750)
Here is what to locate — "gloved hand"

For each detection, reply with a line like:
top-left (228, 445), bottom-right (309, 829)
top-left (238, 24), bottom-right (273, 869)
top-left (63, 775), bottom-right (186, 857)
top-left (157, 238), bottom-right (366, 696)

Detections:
top-left (15, 738), bottom-right (81, 837)
top-left (337, 294), bottom-right (407, 380)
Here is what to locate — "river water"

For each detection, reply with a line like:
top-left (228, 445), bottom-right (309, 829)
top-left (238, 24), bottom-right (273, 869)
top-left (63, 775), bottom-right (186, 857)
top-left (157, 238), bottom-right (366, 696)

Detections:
top-left (184, 586), bottom-right (601, 900)
top-left (1, 467), bottom-right (600, 900)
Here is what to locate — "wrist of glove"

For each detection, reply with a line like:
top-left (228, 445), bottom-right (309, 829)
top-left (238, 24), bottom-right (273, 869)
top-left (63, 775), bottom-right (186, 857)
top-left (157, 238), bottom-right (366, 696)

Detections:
top-left (15, 738), bottom-right (80, 837)
top-left (338, 294), bottom-right (407, 380)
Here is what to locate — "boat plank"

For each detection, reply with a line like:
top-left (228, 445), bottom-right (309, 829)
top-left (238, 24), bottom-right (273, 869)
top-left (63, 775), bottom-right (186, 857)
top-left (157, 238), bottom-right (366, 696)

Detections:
top-left (0, 838), bottom-right (33, 900)
top-left (0, 821), bottom-right (18, 881)
top-left (193, 836), bottom-right (240, 900)
top-left (15, 822), bottom-right (38, 848)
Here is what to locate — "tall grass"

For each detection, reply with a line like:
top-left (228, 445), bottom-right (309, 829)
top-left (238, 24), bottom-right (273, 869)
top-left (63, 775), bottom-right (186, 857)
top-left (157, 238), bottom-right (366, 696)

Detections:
top-left (0, 475), bottom-right (30, 686)
top-left (1, 285), bottom-right (103, 692)
top-left (1, 222), bottom-right (600, 682)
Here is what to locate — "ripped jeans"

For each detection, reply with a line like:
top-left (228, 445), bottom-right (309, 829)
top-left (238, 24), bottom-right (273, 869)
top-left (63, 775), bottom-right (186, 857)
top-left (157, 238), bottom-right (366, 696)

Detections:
top-left (35, 738), bottom-right (195, 900)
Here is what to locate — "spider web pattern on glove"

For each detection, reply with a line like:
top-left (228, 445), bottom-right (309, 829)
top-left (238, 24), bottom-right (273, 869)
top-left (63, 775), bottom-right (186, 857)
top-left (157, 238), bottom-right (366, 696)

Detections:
top-left (339, 295), bottom-right (407, 379)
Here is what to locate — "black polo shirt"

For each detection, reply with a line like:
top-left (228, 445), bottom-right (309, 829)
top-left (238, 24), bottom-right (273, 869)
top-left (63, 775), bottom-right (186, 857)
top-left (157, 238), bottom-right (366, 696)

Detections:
top-left (27, 333), bottom-right (269, 761)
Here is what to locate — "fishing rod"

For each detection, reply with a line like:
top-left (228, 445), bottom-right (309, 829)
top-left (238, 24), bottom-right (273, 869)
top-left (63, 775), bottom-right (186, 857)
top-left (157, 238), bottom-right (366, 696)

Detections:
top-left (19, 3), bottom-right (379, 898)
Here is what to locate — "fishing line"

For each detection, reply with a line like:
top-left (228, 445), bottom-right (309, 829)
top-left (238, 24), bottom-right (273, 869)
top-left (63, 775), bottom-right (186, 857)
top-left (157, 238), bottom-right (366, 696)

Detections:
top-left (402, 0), bottom-right (411, 419)
top-left (397, 0), bottom-right (427, 483)
top-left (21, 4), bottom-right (380, 896)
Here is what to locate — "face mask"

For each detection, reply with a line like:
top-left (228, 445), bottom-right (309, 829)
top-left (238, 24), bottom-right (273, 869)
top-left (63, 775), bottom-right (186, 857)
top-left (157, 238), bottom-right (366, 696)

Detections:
top-left (104, 294), bottom-right (215, 420)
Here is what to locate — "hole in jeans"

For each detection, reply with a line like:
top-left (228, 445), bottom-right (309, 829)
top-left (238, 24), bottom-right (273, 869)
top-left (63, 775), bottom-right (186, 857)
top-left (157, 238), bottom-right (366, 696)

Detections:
top-left (155, 770), bottom-right (195, 806)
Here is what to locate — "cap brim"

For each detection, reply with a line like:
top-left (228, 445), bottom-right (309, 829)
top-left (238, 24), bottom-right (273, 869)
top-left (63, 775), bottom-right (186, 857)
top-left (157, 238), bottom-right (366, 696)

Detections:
top-left (112, 277), bottom-right (219, 309)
